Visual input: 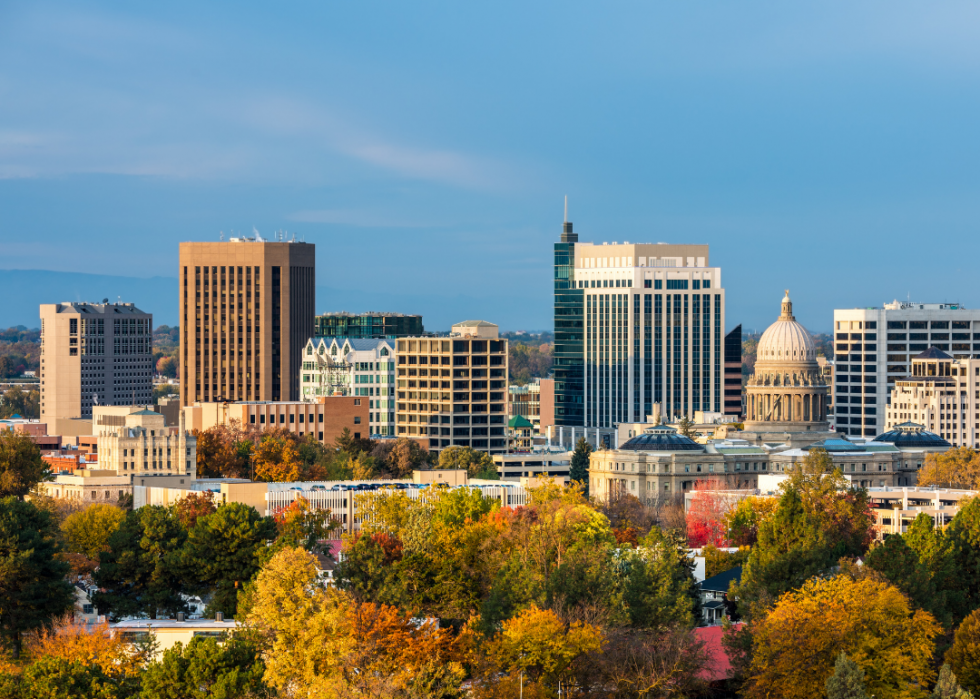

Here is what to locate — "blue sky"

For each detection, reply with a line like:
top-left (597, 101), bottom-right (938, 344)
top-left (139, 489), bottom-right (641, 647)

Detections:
top-left (2, 1), bottom-right (980, 332)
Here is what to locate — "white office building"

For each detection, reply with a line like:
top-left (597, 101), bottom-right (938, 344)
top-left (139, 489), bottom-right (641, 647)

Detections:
top-left (574, 242), bottom-right (726, 428)
top-left (833, 301), bottom-right (980, 438)
top-left (301, 338), bottom-right (396, 436)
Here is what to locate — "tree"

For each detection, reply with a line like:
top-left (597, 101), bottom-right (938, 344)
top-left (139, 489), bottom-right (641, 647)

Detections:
top-left (947, 608), bottom-right (980, 695)
top-left (919, 448), bottom-right (980, 490)
top-left (933, 664), bottom-right (975, 699)
top-left (15, 656), bottom-right (127, 699)
top-left (945, 497), bottom-right (980, 617)
top-left (569, 438), bottom-right (592, 492)
top-left (866, 533), bottom-right (945, 624)
top-left (622, 527), bottom-right (701, 628)
top-left (493, 606), bottom-right (603, 688)
top-left (703, 544), bottom-right (750, 579)
top-left (140, 633), bottom-right (270, 699)
top-left (155, 356), bottom-right (178, 378)
top-left (382, 438), bottom-right (428, 478)
top-left (906, 512), bottom-right (965, 623)
top-left (0, 386), bottom-right (39, 420)
top-left (0, 429), bottom-right (45, 499)
top-left (825, 653), bottom-right (870, 699)
top-left (725, 495), bottom-right (778, 546)
top-left (273, 496), bottom-right (339, 555)
top-left (746, 576), bottom-right (939, 699)
top-left (437, 445), bottom-right (495, 476)
top-left (686, 483), bottom-right (731, 548)
top-left (182, 503), bottom-right (276, 616)
top-left (60, 504), bottom-right (126, 561)
top-left (677, 415), bottom-right (694, 438)
top-left (93, 506), bottom-right (188, 620)
top-left (172, 492), bottom-right (217, 529)
top-left (253, 434), bottom-right (301, 482)
top-left (0, 497), bottom-right (73, 658)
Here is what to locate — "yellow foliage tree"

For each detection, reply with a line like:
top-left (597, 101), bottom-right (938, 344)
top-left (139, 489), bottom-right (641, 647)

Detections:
top-left (60, 503), bottom-right (126, 561)
top-left (946, 608), bottom-right (980, 695)
top-left (918, 447), bottom-right (980, 490)
top-left (23, 613), bottom-right (148, 679)
top-left (253, 435), bottom-right (301, 482)
top-left (747, 575), bottom-right (940, 699)
top-left (493, 605), bottom-right (603, 687)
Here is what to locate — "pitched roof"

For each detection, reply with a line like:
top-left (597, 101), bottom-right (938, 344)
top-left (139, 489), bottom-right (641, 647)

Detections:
top-left (130, 409), bottom-right (160, 416)
top-left (508, 415), bottom-right (534, 429)
top-left (700, 566), bottom-right (742, 593)
top-left (914, 347), bottom-right (952, 360)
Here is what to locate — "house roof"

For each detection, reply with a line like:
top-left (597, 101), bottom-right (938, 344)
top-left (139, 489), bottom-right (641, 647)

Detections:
top-left (700, 566), bottom-right (742, 593)
top-left (914, 347), bottom-right (952, 360)
top-left (694, 623), bottom-right (744, 683)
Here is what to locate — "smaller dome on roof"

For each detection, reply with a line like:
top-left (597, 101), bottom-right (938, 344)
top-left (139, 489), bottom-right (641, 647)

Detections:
top-left (619, 425), bottom-right (704, 452)
top-left (873, 422), bottom-right (951, 448)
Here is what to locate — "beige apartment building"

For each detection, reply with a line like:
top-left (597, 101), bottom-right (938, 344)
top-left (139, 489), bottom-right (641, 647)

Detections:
top-left (39, 302), bottom-right (153, 430)
top-left (179, 237), bottom-right (315, 407)
top-left (395, 321), bottom-right (509, 454)
top-left (885, 347), bottom-right (980, 448)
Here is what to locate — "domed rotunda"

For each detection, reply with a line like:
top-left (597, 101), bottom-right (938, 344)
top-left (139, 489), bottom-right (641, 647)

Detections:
top-left (744, 291), bottom-right (830, 434)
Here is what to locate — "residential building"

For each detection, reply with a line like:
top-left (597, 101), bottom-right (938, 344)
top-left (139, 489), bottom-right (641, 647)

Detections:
top-left (885, 348), bottom-right (980, 448)
top-left (395, 321), bottom-right (509, 454)
top-left (833, 300), bottom-right (980, 438)
top-left (724, 325), bottom-right (743, 417)
top-left (700, 567), bottom-right (741, 625)
top-left (39, 301), bottom-right (153, 429)
top-left (300, 338), bottom-right (396, 436)
top-left (574, 241), bottom-right (727, 426)
top-left (314, 312), bottom-right (423, 339)
top-left (179, 237), bottom-right (315, 407)
top-left (183, 396), bottom-right (370, 444)
top-left (553, 210), bottom-right (584, 427)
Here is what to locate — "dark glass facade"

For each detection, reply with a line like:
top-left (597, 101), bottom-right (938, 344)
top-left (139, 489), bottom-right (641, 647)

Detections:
top-left (554, 222), bottom-right (584, 426)
top-left (724, 324), bottom-right (743, 416)
top-left (314, 313), bottom-right (424, 339)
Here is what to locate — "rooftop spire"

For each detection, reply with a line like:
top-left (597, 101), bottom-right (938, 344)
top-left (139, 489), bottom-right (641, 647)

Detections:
top-left (780, 289), bottom-right (795, 320)
top-left (561, 195), bottom-right (576, 243)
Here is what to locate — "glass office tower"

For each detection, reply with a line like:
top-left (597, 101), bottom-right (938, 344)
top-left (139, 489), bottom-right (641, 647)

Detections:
top-left (554, 220), bottom-right (584, 426)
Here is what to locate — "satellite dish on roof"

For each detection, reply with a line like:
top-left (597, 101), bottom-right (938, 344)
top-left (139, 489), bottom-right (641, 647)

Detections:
top-left (102, 298), bottom-right (109, 304)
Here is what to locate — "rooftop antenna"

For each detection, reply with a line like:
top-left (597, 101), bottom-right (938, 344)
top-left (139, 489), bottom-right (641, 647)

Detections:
top-left (564, 195), bottom-right (568, 223)
top-left (219, 231), bottom-right (224, 241)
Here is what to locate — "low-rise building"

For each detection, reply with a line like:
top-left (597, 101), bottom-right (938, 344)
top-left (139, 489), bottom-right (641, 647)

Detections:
top-left (183, 396), bottom-right (370, 443)
top-left (112, 618), bottom-right (239, 659)
top-left (700, 567), bottom-right (741, 626)
top-left (492, 451), bottom-right (571, 481)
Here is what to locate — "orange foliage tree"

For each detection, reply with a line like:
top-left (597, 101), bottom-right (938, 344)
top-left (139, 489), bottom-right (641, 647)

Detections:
top-left (253, 433), bottom-right (302, 482)
top-left (23, 613), bottom-right (149, 679)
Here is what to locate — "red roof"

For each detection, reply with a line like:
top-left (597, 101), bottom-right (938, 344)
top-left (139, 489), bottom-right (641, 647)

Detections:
top-left (694, 623), bottom-right (743, 682)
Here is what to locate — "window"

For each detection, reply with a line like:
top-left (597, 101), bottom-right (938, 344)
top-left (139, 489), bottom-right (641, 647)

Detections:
top-left (354, 398), bottom-right (361, 406)
top-left (354, 416), bottom-right (361, 424)
top-left (666, 279), bottom-right (688, 290)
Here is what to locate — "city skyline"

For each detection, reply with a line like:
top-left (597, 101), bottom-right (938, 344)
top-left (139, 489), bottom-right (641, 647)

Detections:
top-left (3, 1), bottom-right (980, 331)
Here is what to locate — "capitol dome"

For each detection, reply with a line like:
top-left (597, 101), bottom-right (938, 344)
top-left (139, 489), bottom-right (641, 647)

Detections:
top-left (756, 290), bottom-right (816, 362)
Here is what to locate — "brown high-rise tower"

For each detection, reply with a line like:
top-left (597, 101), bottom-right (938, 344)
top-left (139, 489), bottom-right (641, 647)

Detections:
top-left (179, 237), bottom-right (315, 407)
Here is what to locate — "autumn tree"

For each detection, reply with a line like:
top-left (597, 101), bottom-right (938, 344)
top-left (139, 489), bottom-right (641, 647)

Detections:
top-left (172, 491), bottom-right (217, 529)
top-left (919, 447), bottom-right (980, 490)
top-left (725, 495), bottom-right (778, 546)
top-left (438, 445), bottom-right (495, 476)
top-left (0, 428), bottom-right (45, 499)
top-left (253, 433), bottom-right (301, 482)
top-left (932, 664), bottom-right (975, 699)
top-left (866, 533), bottom-right (945, 624)
top-left (746, 576), bottom-right (939, 699)
top-left (273, 496), bottom-right (339, 555)
top-left (94, 505), bottom-right (188, 620)
top-left (60, 503), bottom-right (126, 561)
top-left (569, 437), bottom-right (592, 492)
top-left (371, 437), bottom-right (428, 478)
top-left (0, 497), bottom-right (74, 658)
top-left (947, 608), bottom-right (980, 695)
top-left (686, 483), bottom-right (731, 547)
top-left (703, 544), bottom-right (750, 579)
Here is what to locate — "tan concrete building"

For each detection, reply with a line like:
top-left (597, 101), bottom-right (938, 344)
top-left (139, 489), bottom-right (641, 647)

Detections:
top-left (40, 301), bottom-right (153, 425)
top-left (179, 238), bottom-right (315, 407)
top-left (183, 395), bottom-right (370, 443)
top-left (96, 408), bottom-right (196, 482)
top-left (885, 348), bottom-right (980, 448)
top-left (395, 321), bottom-right (509, 455)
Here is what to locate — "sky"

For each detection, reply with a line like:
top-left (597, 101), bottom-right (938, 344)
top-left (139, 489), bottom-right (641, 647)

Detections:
top-left (1, 1), bottom-right (980, 332)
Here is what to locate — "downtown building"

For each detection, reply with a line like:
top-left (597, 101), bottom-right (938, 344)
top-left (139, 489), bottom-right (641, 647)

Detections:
top-left (314, 312), bottom-right (423, 339)
top-left (574, 241), bottom-right (727, 428)
top-left (39, 301), bottom-right (154, 432)
top-left (179, 237), bottom-right (315, 406)
top-left (301, 337), bottom-right (397, 436)
top-left (833, 300), bottom-right (980, 438)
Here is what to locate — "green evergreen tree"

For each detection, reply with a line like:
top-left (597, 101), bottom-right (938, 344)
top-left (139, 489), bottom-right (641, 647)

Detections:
top-left (0, 497), bottom-right (73, 658)
top-left (866, 533), bottom-right (946, 625)
top-left (825, 652), bottom-right (870, 699)
top-left (182, 503), bottom-right (277, 616)
top-left (933, 664), bottom-right (976, 699)
top-left (0, 429), bottom-right (46, 499)
top-left (141, 634), bottom-right (270, 699)
top-left (945, 498), bottom-right (980, 620)
top-left (94, 505), bottom-right (189, 620)
top-left (569, 438), bottom-right (593, 493)
top-left (677, 415), bottom-right (694, 438)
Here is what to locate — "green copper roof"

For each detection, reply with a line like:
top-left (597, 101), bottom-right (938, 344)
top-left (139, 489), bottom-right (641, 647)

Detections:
top-left (508, 415), bottom-right (534, 428)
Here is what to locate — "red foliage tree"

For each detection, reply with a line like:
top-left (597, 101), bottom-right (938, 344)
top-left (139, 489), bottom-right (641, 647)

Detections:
top-left (685, 481), bottom-right (730, 548)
